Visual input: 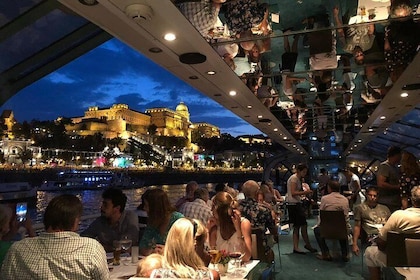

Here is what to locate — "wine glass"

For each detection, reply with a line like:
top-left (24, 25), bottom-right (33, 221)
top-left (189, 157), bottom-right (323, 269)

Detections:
top-left (229, 244), bottom-right (245, 277)
top-left (208, 247), bottom-right (219, 270)
top-left (120, 235), bottom-right (132, 265)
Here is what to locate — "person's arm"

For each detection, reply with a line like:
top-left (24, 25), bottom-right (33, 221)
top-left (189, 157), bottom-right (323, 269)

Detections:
top-left (333, 6), bottom-right (345, 46)
top-left (290, 179), bottom-right (312, 197)
top-left (377, 174), bottom-right (399, 190)
top-left (240, 218), bottom-right (252, 262)
top-left (352, 221), bottom-right (361, 256)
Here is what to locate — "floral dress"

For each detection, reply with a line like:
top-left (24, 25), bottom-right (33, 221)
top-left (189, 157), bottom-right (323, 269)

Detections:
top-left (151, 268), bottom-right (213, 279)
top-left (400, 172), bottom-right (420, 207)
top-left (223, 0), bottom-right (266, 35)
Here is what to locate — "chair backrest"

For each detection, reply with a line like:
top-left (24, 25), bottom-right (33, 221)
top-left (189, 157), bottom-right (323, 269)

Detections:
top-left (319, 210), bottom-right (348, 240)
top-left (386, 231), bottom-right (420, 267)
top-left (251, 228), bottom-right (265, 261)
top-left (261, 262), bottom-right (275, 280)
top-left (405, 238), bottom-right (420, 266)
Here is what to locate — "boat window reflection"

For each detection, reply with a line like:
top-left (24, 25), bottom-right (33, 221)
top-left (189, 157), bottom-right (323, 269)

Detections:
top-left (175, 0), bottom-right (420, 153)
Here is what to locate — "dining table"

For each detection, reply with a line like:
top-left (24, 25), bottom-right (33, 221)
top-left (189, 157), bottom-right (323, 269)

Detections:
top-left (123, 259), bottom-right (262, 280)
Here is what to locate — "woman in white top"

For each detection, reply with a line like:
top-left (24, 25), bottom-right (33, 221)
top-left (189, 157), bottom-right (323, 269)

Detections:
top-left (208, 192), bottom-right (252, 262)
top-left (286, 163), bottom-right (317, 254)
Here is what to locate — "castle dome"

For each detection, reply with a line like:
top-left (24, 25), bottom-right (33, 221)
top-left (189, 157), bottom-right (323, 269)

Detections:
top-left (176, 102), bottom-right (188, 113)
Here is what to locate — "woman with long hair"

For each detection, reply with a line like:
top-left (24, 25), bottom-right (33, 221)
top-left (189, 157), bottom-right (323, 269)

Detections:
top-left (400, 151), bottom-right (420, 209)
top-left (151, 218), bottom-right (219, 279)
top-left (139, 188), bottom-right (184, 256)
top-left (208, 191), bottom-right (252, 262)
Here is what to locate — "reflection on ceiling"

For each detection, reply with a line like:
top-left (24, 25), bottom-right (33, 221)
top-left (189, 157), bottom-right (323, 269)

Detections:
top-left (0, 0), bottom-right (419, 160)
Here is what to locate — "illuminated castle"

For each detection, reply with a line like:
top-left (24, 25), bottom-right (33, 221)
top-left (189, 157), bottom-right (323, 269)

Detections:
top-left (66, 102), bottom-right (220, 143)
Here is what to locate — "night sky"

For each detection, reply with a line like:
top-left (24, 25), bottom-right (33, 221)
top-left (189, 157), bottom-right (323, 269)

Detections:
top-left (0, 39), bottom-right (261, 136)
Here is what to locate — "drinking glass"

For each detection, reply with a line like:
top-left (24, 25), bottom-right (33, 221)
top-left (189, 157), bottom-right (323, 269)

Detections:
top-left (112, 240), bottom-right (122, 266)
top-left (120, 236), bottom-right (132, 265)
top-left (208, 247), bottom-right (219, 270)
top-left (229, 244), bottom-right (245, 277)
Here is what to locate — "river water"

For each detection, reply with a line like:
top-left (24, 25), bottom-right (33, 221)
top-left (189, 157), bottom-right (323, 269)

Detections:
top-left (30, 183), bottom-right (216, 229)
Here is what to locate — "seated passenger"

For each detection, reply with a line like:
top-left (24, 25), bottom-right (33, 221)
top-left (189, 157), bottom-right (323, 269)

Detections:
top-left (313, 181), bottom-right (351, 262)
top-left (352, 186), bottom-right (391, 256)
top-left (151, 218), bottom-right (219, 280)
top-left (139, 188), bottom-right (184, 256)
top-left (136, 253), bottom-right (163, 277)
top-left (208, 191), bottom-right (252, 262)
top-left (1, 195), bottom-right (109, 279)
top-left (365, 186), bottom-right (420, 280)
top-left (0, 204), bottom-right (13, 266)
top-left (82, 188), bottom-right (139, 252)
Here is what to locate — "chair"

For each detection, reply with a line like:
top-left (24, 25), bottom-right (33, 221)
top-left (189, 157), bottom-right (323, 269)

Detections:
top-left (386, 231), bottom-right (420, 267)
top-left (405, 238), bottom-right (420, 266)
top-left (319, 210), bottom-right (348, 240)
top-left (261, 262), bottom-right (275, 280)
top-left (251, 228), bottom-right (266, 261)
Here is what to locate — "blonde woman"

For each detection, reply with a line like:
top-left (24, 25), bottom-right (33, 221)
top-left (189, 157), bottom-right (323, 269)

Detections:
top-left (400, 151), bottom-right (420, 209)
top-left (136, 253), bottom-right (163, 277)
top-left (208, 191), bottom-right (252, 262)
top-left (151, 218), bottom-right (218, 279)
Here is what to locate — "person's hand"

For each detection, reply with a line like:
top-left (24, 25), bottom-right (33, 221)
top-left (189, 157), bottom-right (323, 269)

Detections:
top-left (352, 243), bottom-right (359, 256)
top-left (153, 244), bottom-right (165, 255)
top-left (207, 217), bottom-right (217, 230)
top-left (333, 6), bottom-right (340, 17)
top-left (231, 211), bottom-right (242, 232)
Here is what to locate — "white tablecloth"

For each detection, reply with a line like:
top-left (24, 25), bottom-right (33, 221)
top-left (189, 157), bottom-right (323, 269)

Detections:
top-left (126, 260), bottom-right (260, 280)
top-left (109, 257), bottom-right (138, 280)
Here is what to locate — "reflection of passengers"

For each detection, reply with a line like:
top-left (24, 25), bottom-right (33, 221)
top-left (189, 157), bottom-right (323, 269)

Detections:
top-left (384, 3), bottom-right (420, 82)
top-left (213, 40), bottom-right (239, 70)
top-left (177, 0), bottom-right (223, 38)
top-left (307, 14), bottom-right (338, 70)
top-left (333, 6), bottom-right (375, 65)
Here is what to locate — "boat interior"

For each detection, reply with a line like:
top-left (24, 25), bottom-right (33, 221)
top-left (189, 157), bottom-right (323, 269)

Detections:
top-left (0, 0), bottom-right (419, 178)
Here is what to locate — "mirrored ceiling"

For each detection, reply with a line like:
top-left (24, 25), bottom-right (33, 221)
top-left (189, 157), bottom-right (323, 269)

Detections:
top-left (1, 0), bottom-right (419, 160)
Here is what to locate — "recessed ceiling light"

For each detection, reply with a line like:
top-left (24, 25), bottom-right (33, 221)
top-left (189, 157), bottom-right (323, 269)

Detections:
top-left (247, 105), bottom-right (252, 109)
top-left (380, 116), bottom-right (386, 120)
top-left (368, 128), bottom-right (374, 132)
top-left (206, 71), bottom-right (216, 75)
top-left (149, 47), bottom-right (162, 53)
top-left (273, 128), bottom-right (278, 132)
top-left (257, 115), bottom-right (263, 118)
top-left (189, 75), bottom-right (198, 80)
top-left (229, 90), bottom-right (237, 96)
top-left (164, 33), bottom-right (176, 41)
top-left (400, 92), bottom-right (409, 98)
top-left (78, 0), bottom-right (98, 5)
top-left (357, 139), bottom-right (362, 143)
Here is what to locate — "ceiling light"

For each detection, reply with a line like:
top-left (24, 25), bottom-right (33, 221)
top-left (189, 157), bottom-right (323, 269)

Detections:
top-left (189, 76), bottom-right (198, 80)
top-left (380, 116), bottom-right (386, 120)
top-left (283, 137), bottom-right (288, 140)
top-left (206, 71), bottom-right (216, 75)
top-left (78, 0), bottom-right (98, 5)
top-left (273, 128), bottom-right (278, 132)
top-left (149, 47), bottom-right (162, 53)
top-left (357, 139), bottom-right (362, 143)
top-left (257, 115), bottom-right (263, 118)
top-left (400, 92), bottom-right (408, 98)
top-left (247, 105), bottom-right (252, 109)
top-left (229, 91), bottom-right (237, 96)
top-left (368, 128), bottom-right (374, 132)
top-left (164, 33), bottom-right (176, 41)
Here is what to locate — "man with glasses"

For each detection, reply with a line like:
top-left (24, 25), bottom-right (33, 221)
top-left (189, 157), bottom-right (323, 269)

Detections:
top-left (352, 186), bottom-right (391, 256)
